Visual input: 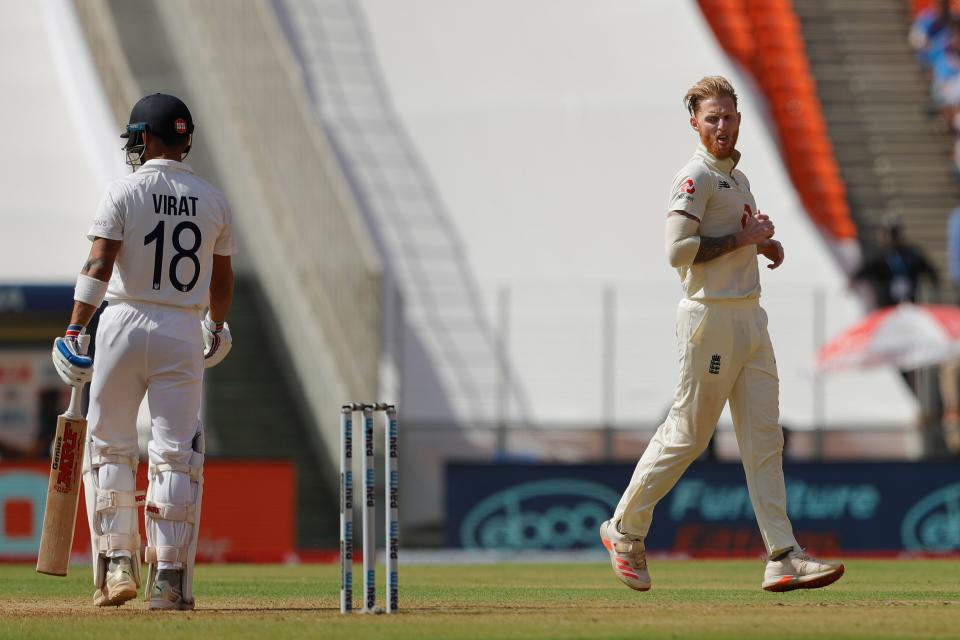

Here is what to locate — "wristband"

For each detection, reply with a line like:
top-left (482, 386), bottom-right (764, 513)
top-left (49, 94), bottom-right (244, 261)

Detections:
top-left (65, 324), bottom-right (85, 338)
top-left (75, 274), bottom-right (109, 308)
top-left (204, 312), bottom-right (225, 333)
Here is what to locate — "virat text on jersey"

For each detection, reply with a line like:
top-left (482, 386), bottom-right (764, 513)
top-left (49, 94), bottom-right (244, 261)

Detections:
top-left (153, 194), bottom-right (199, 217)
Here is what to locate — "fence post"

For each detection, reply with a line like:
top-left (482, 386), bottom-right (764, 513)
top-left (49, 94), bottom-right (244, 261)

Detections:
top-left (496, 285), bottom-right (511, 455)
top-left (602, 286), bottom-right (616, 460)
top-left (812, 286), bottom-right (825, 460)
top-left (917, 283), bottom-right (943, 458)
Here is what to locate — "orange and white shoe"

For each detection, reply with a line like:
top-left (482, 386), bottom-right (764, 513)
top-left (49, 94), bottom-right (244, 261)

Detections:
top-left (599, 519), bottom-right (651, 591)
top-left (762, 548), bottom-right (845, 592)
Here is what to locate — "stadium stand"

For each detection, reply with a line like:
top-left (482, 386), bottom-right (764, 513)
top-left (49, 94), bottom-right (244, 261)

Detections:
top-left (702, 0), bottom-right (960, 282)
top-left (794, 0), bottom-right (958, 274)
top-left (794, 0), bottom-right (960, 454)
top-left (911, 2), bottom-right (960, 175)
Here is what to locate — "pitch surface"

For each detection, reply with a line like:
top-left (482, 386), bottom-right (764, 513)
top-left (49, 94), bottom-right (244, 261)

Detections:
top-left (0, 560), bottom-right (957, 639)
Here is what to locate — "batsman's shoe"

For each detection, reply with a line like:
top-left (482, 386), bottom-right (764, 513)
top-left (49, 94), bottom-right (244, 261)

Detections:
top-left (94, 557), bottom-right (138, 607)
top-left (762, 548), bottom-right (845, 592)
top-left (599, 519), bottom-right (651, 591)
top-left (150, 569), bottom-right (194, 611)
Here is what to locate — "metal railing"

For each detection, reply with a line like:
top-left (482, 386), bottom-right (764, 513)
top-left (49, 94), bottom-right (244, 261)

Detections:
top-left (482, 281), bottom-right (918, 439)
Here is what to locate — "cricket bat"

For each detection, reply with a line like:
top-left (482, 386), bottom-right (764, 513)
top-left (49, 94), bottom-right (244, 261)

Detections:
top-left (36, 383), bottom-right (87, 576)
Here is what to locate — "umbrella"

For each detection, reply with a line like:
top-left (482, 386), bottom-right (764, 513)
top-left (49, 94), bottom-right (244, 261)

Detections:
top-left (816, 303), bottom-right (960, 372)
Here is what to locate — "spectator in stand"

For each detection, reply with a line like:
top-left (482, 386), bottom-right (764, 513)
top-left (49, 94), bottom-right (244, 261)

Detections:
top-left (911, 0), bottom-right (953, 73)
top-left (853, 216), bottom-right (940, 414)
top-left (851, 216), bottom-right (939, 309)
top-left (930, 18), bottom-right (960, 100)
top-left (921, 16), bottom-right (960, 170)
top-left (931, 19), bottom-right (960, 135)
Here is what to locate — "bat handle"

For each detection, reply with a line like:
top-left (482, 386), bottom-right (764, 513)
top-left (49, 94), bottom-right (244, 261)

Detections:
top-left (65, 383), bottom-right (85, 420)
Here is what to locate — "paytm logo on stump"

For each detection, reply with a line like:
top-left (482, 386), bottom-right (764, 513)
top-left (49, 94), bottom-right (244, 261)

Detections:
top-left (458, 479), bottom-right (619, 549)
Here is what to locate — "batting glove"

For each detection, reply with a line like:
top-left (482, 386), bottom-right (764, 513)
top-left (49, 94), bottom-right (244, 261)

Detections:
top-left (52, 324), bottom-right (93, 386)
top-left (202, 313), bottom-right (232, 369)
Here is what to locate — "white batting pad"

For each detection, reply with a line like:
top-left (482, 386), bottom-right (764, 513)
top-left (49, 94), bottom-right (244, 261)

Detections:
top-left (83, 446), bottom-right (143, 589)
top-left (144, 430), bottom-right (204, 605)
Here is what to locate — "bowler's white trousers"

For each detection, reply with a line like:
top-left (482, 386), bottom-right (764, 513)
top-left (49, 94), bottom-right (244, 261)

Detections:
top-left (613, 298), bottom-right (799, 556)
top-left (87, 301), bottom-right (203, 568)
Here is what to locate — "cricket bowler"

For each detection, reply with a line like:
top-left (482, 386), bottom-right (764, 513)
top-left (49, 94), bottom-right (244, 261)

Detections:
top-left (51, 93), bottom-right (236, 609)
top-left (600, 76), bottom-right (845, 592)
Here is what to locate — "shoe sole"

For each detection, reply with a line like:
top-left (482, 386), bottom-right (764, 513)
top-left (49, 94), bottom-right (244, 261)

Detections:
top-left (763, 564), bottom-right (845, 593)
top-left (600, 522), bottom-right (652, 592)
top-left (149, 598), bottom-right (195, 611)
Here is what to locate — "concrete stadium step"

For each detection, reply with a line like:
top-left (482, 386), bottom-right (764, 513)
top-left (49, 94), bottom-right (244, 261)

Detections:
top-left (830, 125), bottom-right (949, 140)
top-left (794, 0), bottom-right (959, 273)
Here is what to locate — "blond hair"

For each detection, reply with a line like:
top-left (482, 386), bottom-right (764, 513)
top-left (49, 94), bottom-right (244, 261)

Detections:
top-left (684, 76), bottom-right (738, 116)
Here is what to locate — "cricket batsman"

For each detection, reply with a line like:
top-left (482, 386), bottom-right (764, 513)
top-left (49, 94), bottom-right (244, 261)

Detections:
top-left (600, 76), bottom-right (845, 592)
top-left (51, 93), bottom-right (236, 609)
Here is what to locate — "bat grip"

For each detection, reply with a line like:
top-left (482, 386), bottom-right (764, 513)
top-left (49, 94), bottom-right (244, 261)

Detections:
top-left (65, 383), bottom-right (85, 420)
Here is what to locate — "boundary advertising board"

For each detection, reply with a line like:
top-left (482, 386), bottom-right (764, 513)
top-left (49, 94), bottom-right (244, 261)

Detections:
top-left (447, 462), bottom-right (960, 555)
top-left (0, 461), bottom-right (295, 563)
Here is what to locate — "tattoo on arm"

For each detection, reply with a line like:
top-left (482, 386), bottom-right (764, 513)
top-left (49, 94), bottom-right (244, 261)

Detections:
top-left (80, 238), bottom-right (122, 280)
top-left (81, 258), bottom-right (109, 274)
top-left (694, 234), bottom-right (742, 264)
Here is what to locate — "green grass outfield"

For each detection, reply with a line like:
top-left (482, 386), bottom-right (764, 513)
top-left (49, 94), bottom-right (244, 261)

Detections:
top-left (1, 560), bottom-right (958, 639)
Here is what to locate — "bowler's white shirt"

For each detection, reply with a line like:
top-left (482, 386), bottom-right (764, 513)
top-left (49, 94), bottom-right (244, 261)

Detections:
top-left (668, 144), bottom-right (760, 301)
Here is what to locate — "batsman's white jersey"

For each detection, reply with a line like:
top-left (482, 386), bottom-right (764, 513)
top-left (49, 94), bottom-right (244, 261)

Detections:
top-left (89, 159), bottom-right (236, 309)
top-left (613, 144), bottom-right (799, 557)
top-left (84, 158), bottom-right (236, 576)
